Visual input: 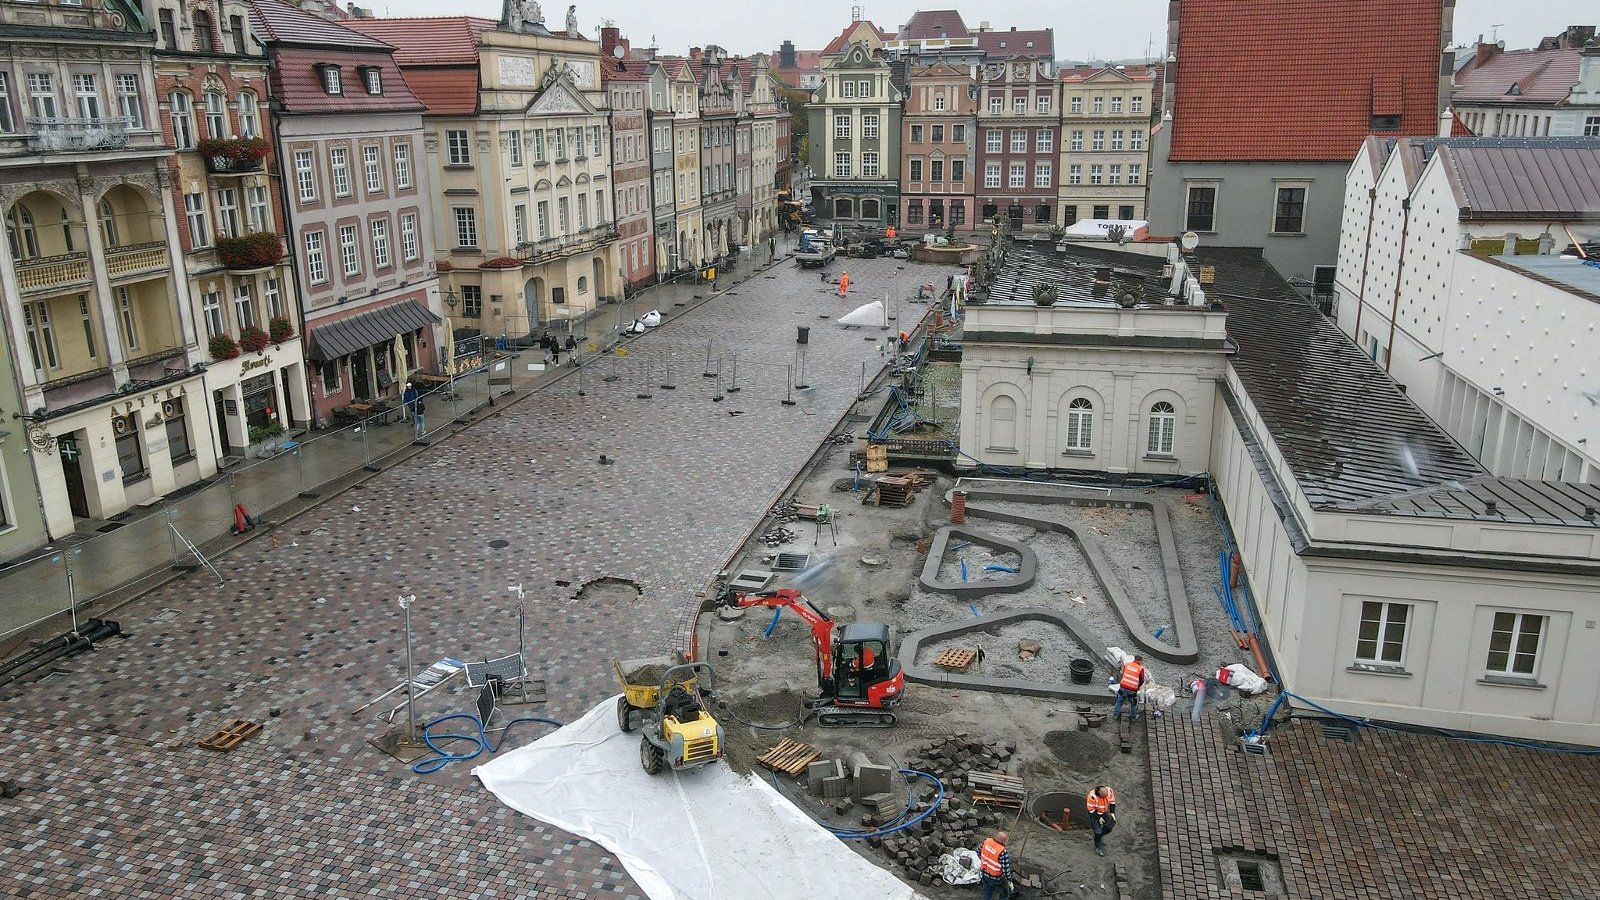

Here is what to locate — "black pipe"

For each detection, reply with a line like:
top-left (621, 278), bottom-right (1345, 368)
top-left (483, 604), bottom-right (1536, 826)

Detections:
top-left (0, 619), bottom-right (120, 689)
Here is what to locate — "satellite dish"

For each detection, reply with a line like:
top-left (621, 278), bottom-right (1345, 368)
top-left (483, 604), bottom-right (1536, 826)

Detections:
top-left (613, 45), bottom-right (625, 59)
top-left (1180, 231), bottom-right (1199, 252)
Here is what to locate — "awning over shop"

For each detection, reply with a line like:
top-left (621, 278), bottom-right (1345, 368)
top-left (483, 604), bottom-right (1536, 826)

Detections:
top-left (306, 299), bottom-right (440, 363)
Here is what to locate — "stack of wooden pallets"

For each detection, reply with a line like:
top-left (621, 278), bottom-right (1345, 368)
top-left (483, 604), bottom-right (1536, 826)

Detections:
top-left (969, 771), bottom-right (1026, 808)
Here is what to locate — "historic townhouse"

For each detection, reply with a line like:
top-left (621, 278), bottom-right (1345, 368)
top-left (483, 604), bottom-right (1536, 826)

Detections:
top-left (808, 40), bottom-right (901, 227)
top-left (0, 0), bottom-right (216, 537)
top-left (694, 48), bottom-right (739, 262)
top-left (975, 56), bottom-right (1059, 232)
top-left (1057, 65), bottom-right (1156, 226)
top-left (743, 54), bottom-right (780, 242)
top-left (663, 58), bottom-right (702, 272)
top-left (901, 61), bottom-right (976, 234)
top-left (774, 101), bottom-right (792, 200)
top-left (644, 60), bottom-right (676, 278)
top-left (732, 62), bottom-right (752, 251)
top-left (250, 0), bottom-right (439, 426)
top-left (598, 29), bottom-right (652, 290)
top-left (348, 5), bottom-right (620, 340)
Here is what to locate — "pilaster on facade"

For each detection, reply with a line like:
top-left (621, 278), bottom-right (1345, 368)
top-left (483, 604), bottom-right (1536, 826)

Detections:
top-left (0, 0), bottom-right (220, 539)
top-left (1057, 65), bottom-right (1156, 227)
top-left (975, 56), bottom-right (1060, 233)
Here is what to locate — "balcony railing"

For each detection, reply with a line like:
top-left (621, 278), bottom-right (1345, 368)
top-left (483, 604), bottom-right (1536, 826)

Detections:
top-left (28, 116), bottom-right (134, 153)
top-left (16, 252), bottom-right (91, 294)
top-left (106, 242), bottom-right (168, 279)
top-left (514, 225), bottom-right (621, 263)
top-left (204, 155), bottom-right (264, 175)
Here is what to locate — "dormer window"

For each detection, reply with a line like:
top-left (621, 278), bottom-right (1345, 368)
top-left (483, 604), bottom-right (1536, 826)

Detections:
top-left (316, 64), bottom-right (342, 96)
top-left (360, 67), bottom-right (382, 95)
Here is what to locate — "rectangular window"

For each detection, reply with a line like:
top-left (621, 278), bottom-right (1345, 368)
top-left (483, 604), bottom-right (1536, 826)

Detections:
top-left (933, 94), bottom-right (945, 111)
top-left (1132, 95), bottom-right (1144, 114)
top-left (1128, 163), bottom-right (1142, 185)
top-left (1037, 95), bottom-right (1052, 115)
top-left (447, 129), bottom-right (471, 165)
top-left (513, 203), bottom-right (527, 245)
top-left (590, 125), bottom-right (601, 159)
top-left (215, 188), bottom-right (240, 238)
top-left (1111, 95), bottom-right (1123, 114)
top-left (0, 73), bottom-right (14, 133)
top-left (391, 143), bottom-right (412, 189)
top-left (1111, 130), bottom-right (1124, 151)
top-left (530, 128), bottom-right (545, 162)
top-left (363, 145), bottom-right (383, 193)
top-left (363, 67), bottom-right (382, 95)
top-left (320, 359), bottom-right (342, 395)
top-left (1109, 164), bottom-right (1122, 185)
top-left (1070, 96), bottom-right (1082, 114)
top-left (400, 212), bottom-right (418, 260)
top-left (931, 124), bottom-right (943, 142)
top-left (1487, 611), bottom-right (1544, 677)
top-left (330, 147), bottom-right (351, 197)
top-left (984, 162), bottom-right (1000, 188)
top-left (321, 66), bottom-right (342, 95)
top-left (247, 185), bottom-right (269, 233)
top-left (304, 231), bottom-right (326, 283)
top-left (159, 8), bottom-right (178, 47)
top-left (1070, 130), bottom-right (1083, 151)
top-left (202, 290), bottom-right (225, 336)
top-left (338, 224), bottom-right (359, 276)
top-left (22, 302), bottom-right (59, 373)
top-left (1013, 96), bottom-right (1026, 114)
top-left (1585, 116), bottom-right (1600, 137)
top-left (1009, 163), bottom-right (1024, 188)
top-left (505, 128), bottom-right (522, 167)
top-left (184, 192), bottom-right (210, 246)
top-left (78, 296), bottom-right (96, 359)
top-left (165, 399), bottom-right (192, 461)
top-left (577, 193), bottom-right (588, 230)
top-left (73, 73), bottom-right (100, 120)
top-left (1092, 95), bottom-right (1103, 114)
top-left (1131, 129), bottom-right (1145, 151)
top-left (834, 151), bottom-right (850, 177)
top-left (1091, 130), bottom-right (1104, 151)
top-left (1034, 162), bottom-right (1051, 188)
top-left (1089, 164), bottom-right (1103, 185)
top-left (117, 287), bottom-right (138, 351)
top-left (988, 96), bottom-right (1002, 114)
top-left (1036, 130), bottom-right (1053, 153)
top-left (929, 158), bottom-right (943, 182)
top-left (834, 114), bottom-right (850, 139)
top-left (863, 115), bottom-right (878, 138)
top-left (294, 150), bottom-right (317, 202)
top-left (841, 80), bottom-right (855, 98)
top-left (453, 207), bottom-right (478, 248)
top-left (28, 73), bottom-right (57, 121)
top-left (951, 158), bottom-right (965, 181)
top-left (1119, 205), bottom-right (1135, 221)
top-left (116, 423), bottom-right (144, 481)
top-left (233, 283), bottom-right (255, 330)
top-left (536, 200), bottom-right (549, 240)
top-left (1185, 185), bottom-right (1217, 231)
top-left (1009, 129), bottom-right (1025, 153)
top-left (557, 197), bottom-right (569, 233)
top-left (952, 124), bottom-right (965, 142)
top-left (265, 277), bottom-right (285, 320)
top-left (862, 151), bottom-right (879, 178)
top-left (1355, 601), bottom-right (1409, 665)
top-left (114, 74), bottom-right (142, 129)
top-left (857, 80), bottom-right (870, 97)
top-left (909, 158), bottom-right (923, 182)
top-left (985, 129), bottom-right (1001, 153)
top-left (370, 218), bottom-right (390, 267)
top-left (1274, 186), bottom-right (1307, 234)
top-left (203, 91), bottom-right (225, 138)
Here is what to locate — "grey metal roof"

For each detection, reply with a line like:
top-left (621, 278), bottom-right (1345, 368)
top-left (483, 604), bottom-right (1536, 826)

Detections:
top-left (1489, 251), bottom-right (1600, 300)
top-left (307, 299), bottom-right (439, 362)
top-left (1401, 137), bottom-right (1600, 219)
top-left (1337, 477), bottom-right (1600, 527)
top-left (984, 242), bottom-right (1171, 307)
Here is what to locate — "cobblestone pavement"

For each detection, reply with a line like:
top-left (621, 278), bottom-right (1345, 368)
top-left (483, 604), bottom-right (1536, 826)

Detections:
top-left (0, 255), bottom-right (938, 899)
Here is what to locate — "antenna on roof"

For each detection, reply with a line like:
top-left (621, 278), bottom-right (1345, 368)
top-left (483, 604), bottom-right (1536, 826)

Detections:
top-left (1491, 24), bottom-right (1504, 42)
top-left (852, 4), bottom-right (862, 22)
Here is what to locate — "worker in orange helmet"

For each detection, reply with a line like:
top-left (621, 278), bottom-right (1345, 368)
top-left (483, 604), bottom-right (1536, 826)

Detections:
top-left (886, 226), bottom-right (897, 240)
top-left (977, 830), bottom-right (1012, 899)
top-left (1111, 653), bottom-right (1148, 722)
top-left (838, 271), bottom-right (850, 297)
top-left (1086, 785), bottom-right (1117, 856)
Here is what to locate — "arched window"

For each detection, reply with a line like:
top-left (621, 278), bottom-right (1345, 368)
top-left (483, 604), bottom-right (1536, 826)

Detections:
top-left (989, 395), bottom-right (1018, 451)
top-left (169, 92), bottom-right (194, 149)
top-left (192, 11), bottom-right (216, 52)
top-left (577, 275), bottom-right (588, 293)
top-left (1065, 397), bottom-right (1094, 451)
top-left (860, 198), bottom-right (881, 220)
top-left (237, 91), bottom-right (259, 139)
top-left (1147, 401), bottom-right (1176, 455)
top-left (833, 197), bottom-right (854, 219)
top-left (7, 204), bottom-right (37, 259)
top-left (99, 198), bottom-right (119, 248)
top-left (203, 91), bottom-right (226, 139)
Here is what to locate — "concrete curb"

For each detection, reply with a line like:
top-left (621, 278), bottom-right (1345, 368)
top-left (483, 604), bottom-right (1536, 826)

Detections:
top-left (918, 524), bottom-right (1038, 598)
top-left (898, 606), bottom-right (1114, 701)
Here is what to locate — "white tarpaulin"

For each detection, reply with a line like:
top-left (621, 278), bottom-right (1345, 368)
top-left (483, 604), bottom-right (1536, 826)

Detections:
top-left (838, 300), bottom-right (887, 327)
top-left (476, 698), bottom-right (927, 900)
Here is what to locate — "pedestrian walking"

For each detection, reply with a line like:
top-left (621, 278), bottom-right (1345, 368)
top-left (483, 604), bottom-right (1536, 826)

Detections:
top-left (1086, 786), bottom-right (1117, 856)
top-left (411, 393), bottom-right (426, 440)
top-left (401, 382), bottom-right (419, 421)
top-left (1111, 653), bottom-right (1148, 721)
top-left (977, 831), bottom-right (1013, 900)
top-left (551, 341), bottom-right (561, 366)
top-left (565, 334), bottom-right (577, 353)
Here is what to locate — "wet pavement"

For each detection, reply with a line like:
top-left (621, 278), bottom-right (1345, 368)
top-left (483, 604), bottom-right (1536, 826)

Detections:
top-left (0, 251), bottom-right (939, 899)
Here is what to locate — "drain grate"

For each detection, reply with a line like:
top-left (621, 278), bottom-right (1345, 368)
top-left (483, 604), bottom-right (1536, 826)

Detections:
top-left (773, 552), bottom-right (810, 571)
top-left (728, 570), bottom-right (774, 591)
top-left (1319, 718), bottom-right (1358, 742)
top-left (96, 522), bottom-right (127, 533)
top-left (487, 539), bottom-right (511, 549)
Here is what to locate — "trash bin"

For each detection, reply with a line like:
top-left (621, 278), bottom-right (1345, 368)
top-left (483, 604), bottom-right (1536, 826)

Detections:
top-left (1069, 658), bottom-right (1094, 685)
top-left (796, 325), bottom-right (810, 345)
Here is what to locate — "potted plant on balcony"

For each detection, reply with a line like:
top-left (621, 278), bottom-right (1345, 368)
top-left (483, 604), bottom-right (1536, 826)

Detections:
top-left (196, 137), bottom-right (269, 171)
top-left (269, 316), bottom-right (294, 345)
top-left (209, 334), bottom-right (240, 360)
top-left (238, 325), bottom-right (271, 353)
top-left (216, 232), bottom-right (284, 270)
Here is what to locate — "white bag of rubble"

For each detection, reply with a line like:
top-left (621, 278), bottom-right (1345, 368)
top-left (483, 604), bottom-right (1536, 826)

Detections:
top-left (1143, 683), bottom-right (1177, 710)
top-left (1104, 646), bottom-right (1134, 668)
top-left (939, 849), bottom-right (982, 885)
top-left (640, 310), bottom-right (662, 328)
top-left (1219, 663), bottom-right (1269, 695)
top-left (838, 300), bottom-right (887, 326)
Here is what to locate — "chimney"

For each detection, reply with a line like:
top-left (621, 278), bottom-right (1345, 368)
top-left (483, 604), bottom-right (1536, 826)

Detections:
top-left (1438, 106), bottom-right (1454, 137)
top-left (600, 26), bottom-right (622, 59)
top-left (690, 46), bottom-right (703, 60)
top-left (780, 40), bottom-right (796, 68)
top-left (1475, 41), bottom-right (1502, 68)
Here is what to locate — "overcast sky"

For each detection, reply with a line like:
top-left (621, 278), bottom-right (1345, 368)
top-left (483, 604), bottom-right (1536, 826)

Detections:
top-left (366, 0), bottom-right (1594, 61)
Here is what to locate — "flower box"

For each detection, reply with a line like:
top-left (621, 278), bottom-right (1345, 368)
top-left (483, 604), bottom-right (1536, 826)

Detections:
top-left (217, 232), bottom-right (284, 270)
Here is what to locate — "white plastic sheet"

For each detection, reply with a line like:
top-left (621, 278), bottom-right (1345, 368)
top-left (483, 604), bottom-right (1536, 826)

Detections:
top-left (476, 698), bottom-right (928, 900)
top-left (838, 300), bottom-right (888, 327)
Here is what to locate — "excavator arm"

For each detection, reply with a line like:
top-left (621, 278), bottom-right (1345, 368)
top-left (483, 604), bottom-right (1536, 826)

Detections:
top-left (714, 585), bottom-right (838, 681)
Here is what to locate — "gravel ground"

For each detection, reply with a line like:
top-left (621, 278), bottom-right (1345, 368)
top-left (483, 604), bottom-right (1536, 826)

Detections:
top-left (934, 544), bottom-right (1025, 584)
top-left (914, 621), bottom-right (1107, 684)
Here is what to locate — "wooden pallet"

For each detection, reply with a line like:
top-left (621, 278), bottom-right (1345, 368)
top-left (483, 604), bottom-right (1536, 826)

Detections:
top-left (874, 475), bottom-right (915, 508)
top-left (197, 719), bottom-right (261, 753)
top-left (865, 445), bottom-right (888, 474)
top-left (971, 790), bottom-right (1024, 809)
top-left (757, 738), bottom-right (821, 776)
top-left (933, 648), bottom-right (978, 671)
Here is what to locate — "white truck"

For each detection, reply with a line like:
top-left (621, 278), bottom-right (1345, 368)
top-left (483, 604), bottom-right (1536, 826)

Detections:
top-left (795, 228), bottom-right (836, 268)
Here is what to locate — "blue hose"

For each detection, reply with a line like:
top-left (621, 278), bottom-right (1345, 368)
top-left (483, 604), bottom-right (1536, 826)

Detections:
top-left (984, 564), bottom-right (1018, 574)
top-left (410, 712), bottom-right (564, 775)
top-left (763, 607), bottom-right (783, 638)
top-left (825, 769), bottom-right (945, 839)
top-left (969, 603), bottom-right (980, 617)
top-left (959, 559), bottom-right (968, 582)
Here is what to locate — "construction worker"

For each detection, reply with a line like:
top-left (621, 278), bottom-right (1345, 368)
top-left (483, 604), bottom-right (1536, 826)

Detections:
top-left (978, 830), bottom-right (1012, 900)
top-left (1086, 786), bottom-right (1116, 857)
top-left (1111, 654), bottom-right (1148, 722)
top-left (839, 271), bottom-right (850, 296)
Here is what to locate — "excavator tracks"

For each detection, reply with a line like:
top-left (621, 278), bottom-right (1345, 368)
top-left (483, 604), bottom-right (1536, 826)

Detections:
top-left (816, 708), bottom-right (897, 728)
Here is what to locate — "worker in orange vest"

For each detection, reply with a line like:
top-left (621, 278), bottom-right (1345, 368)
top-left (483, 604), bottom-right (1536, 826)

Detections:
top-left (977, 830), bottom-right (1012, 900)
top-left (1086, 786), bottom-right (1117, 856)
top-left (1111, 654), bottom-right (1148, 722)
top-left (886, 226), bottom-right (897, 240)
top-left (838, 271), bottom-right (850, 296)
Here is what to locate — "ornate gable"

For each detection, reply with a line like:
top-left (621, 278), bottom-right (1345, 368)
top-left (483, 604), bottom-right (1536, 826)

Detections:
top-left (527, 70), bottom-right (598, 117)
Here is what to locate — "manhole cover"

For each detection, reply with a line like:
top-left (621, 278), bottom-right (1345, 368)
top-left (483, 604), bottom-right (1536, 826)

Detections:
top-left (576, 576), bottom-right (642, 604)
top-left (487, 539), bottom-right (510, 549)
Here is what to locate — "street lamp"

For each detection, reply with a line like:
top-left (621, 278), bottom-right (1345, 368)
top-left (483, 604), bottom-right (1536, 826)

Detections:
top-left (397, 594), bottom-right (418, 743)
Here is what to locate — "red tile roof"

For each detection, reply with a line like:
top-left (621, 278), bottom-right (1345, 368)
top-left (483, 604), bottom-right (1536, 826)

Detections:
top-left (1170, 0), bottom-right (1446, 162)
top-left (899, 10), bottom-right (969, 40)
top-left (1059, 64), bottom-right (1159, 84)
top-left (248, 0), bottom-right (426, 115)
top-left (1453, 48), bottom-right (1583, 104)
top-left (973, 27), bottom-right (1052, 59)
top-left (820, 20), bottom-right (893, 56)
top-left (341, 16), bottom-right (496, 67)
top-left (248, 0), bottom-right (392, 49)
top-left (600, 56), bottom-right (647, 82)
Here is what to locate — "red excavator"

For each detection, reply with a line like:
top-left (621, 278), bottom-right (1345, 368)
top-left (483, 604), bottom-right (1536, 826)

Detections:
top-left (714, 583), bottom-right (905, 726)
